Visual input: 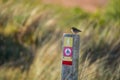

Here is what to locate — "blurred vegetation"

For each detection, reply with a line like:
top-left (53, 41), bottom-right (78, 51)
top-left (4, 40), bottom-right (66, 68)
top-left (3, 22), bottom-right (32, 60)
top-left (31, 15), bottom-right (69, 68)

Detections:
top-left (0, 0), bottom-right (120, 80)
top-left (105, 0), bottom-right (120, 21)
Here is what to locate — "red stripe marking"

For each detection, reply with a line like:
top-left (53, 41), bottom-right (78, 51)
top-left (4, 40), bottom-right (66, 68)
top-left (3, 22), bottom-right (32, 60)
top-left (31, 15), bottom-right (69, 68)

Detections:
top-left (62, 61), bottom-right (72, 65)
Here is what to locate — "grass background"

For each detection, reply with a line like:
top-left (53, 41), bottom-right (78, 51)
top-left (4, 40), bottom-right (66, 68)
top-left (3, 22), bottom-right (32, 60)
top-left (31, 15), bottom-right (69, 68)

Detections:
top-left (0, 0), bottom-right (120, 80)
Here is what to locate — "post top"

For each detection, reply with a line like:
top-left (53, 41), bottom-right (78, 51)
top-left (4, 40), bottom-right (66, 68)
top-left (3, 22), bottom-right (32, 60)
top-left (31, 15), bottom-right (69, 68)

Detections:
top-left (63, 33), bottom-right (80, 37)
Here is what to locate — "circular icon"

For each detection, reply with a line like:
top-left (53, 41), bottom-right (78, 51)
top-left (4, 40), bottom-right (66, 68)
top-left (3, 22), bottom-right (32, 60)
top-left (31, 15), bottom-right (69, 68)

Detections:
top-left (65, 48), bottom-right (71, 56)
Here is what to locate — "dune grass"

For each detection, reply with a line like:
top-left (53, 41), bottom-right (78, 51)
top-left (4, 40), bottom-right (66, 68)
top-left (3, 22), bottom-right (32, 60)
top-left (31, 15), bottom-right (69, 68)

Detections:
top-left (0, 0), bottom-right (120, 80)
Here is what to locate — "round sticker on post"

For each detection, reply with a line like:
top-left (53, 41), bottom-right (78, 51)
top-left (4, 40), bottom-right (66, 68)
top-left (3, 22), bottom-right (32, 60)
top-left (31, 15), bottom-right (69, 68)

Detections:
top-left (65, 48), bottom-right (71, 56)
top-left (63, 47), bottom-right (72, 57)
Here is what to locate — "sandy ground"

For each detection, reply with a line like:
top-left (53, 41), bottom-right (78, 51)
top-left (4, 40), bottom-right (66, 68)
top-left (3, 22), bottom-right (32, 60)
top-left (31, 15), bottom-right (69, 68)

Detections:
top-left (42, 0), bottom-right (108, 12)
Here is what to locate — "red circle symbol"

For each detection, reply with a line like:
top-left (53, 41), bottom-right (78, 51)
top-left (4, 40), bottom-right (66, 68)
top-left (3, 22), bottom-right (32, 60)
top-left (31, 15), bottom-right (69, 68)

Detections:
top-left (63, 47), bottom-right (72, 56)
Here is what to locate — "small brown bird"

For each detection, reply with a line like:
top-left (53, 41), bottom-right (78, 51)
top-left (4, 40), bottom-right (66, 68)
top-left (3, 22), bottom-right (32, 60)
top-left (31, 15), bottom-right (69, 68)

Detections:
top-left (71, 27), bottom-right (81, 34)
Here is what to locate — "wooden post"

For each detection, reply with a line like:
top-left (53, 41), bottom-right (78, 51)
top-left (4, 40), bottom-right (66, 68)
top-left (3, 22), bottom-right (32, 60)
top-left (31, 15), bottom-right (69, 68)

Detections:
top-left (62, 33), bottom-right (80, 80)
